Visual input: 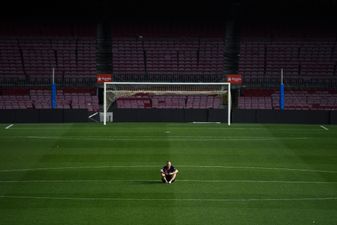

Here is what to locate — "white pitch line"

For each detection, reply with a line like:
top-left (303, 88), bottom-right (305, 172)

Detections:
top-left (0, 165), bottom-right (336, 174)
top-left (0, 165), bottom-right (159, 172)
top-left (188, 165), bottom-right (337, 174)
top-left (179, 179), bottom-right (337, 184)
top-left (0, 195), bottom-right (336, 202)
top-left (5, 124), bottom-right (14, 129)
top-left (0, 179), bottom-right (336, 184)
top-left (192, 122), bottom-right (221, 124)
top-left (320, 125), bottom-right (329, 131)
top-left (88, 112), bottom-right (98, 119)
top-left (0, 135), bottom-right (309, 142)
top-left (6, 127), bottom-right (322, 131)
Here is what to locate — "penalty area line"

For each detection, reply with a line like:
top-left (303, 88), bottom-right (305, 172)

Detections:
top-left (5, 124), bottom-right (14, 129)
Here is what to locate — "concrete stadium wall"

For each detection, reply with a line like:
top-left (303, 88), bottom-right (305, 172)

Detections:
top-left (0, 109), bottom-right (335, 124)
top-left (0, 109), bottom-right (88, 123)
top-left (330, 111), bottom-right (337, 124)
top-left (233, 109), bottom-right (332, 124)
top-left (112, 109), bottom-right (228, 122)
top-left (112, 109), bottom-right (334, 124)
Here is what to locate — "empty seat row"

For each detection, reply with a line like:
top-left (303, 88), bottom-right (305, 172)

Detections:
top-left (0, 90), bottom-right (99, 111)
top-left (116, 95), bottom-right (223, 109)
top-left (238, 89), bottom-right (337, 110)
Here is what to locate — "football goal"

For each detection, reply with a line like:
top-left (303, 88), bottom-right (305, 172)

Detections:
top-left (103, 82), bottom-right (231, 125)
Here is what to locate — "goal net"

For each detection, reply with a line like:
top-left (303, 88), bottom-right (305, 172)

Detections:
top-left (103, 82), bottom-right (231, 125)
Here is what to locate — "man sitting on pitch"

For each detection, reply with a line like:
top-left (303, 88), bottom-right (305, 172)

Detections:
top-left (161, 161), bottom-right (179, 184)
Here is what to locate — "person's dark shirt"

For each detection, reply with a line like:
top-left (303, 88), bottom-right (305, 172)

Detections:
top-left (162, 165), bottom-right (176, 175)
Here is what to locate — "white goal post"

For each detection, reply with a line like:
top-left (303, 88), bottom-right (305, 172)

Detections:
top-left (103, 82), bottom-right (231, 125)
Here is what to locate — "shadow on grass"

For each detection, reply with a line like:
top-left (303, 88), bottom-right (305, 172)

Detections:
top-left (136, 180), bottom-right (163, 185)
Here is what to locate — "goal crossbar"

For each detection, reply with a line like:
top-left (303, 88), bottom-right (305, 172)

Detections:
top-left (103, 82), bottom-right (231, 125)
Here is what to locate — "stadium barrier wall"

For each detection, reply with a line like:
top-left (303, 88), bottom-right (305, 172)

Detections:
top-left (0, 109), bottom-right (335, 124)
top-left (0, 109), bottom-right (88, 123)
top-left (112, 109), bottom-right (228, 122)
top-left (256, 110), bottom-right (330, 124)
top-left (330, 111), bottom-right (337, 124)
top-left (112, 109), bottom-right (334, 124)
top-left (232, 109), bottom-right (256, 123)
top-left (233, 109), bottom-right (331, 124)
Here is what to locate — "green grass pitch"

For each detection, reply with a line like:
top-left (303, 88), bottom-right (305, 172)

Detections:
top-left (1, 123), bottom-right (337, 225)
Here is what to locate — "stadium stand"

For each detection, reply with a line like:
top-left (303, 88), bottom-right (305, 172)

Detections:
top-left (0, 23), bottom-right (96, 85)
top-left (111, 38), bottom-right (225, 75)
top-left (237, 24), bottom-right (337, 111)
top-left (110, 24), bottom-right (226, 82)
top-left (112, 38), bottom-right (224, 80)
top-left (238, 89), bottom-right (337, 110)
top-left (2, 22), bottom-right (337, 112)
top-left (239, 25), bottom-right (337, 87)
top-left (0, 40), bottom-right (25, 82)
top-left (0, 24), bottom-right (99, 112)
top-left (0, 88), bottom-right (99, 111)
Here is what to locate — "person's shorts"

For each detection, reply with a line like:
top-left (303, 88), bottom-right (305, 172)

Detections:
top-left (162, 175), bottom-right (176, 183)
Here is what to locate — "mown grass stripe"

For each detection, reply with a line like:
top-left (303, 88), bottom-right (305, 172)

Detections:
top-left (1, 195), bottom-right (336, 202)
top-left (0, 165), bottom-right (336, 174)
top-left (0, 179), bottom-right (336, 184)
